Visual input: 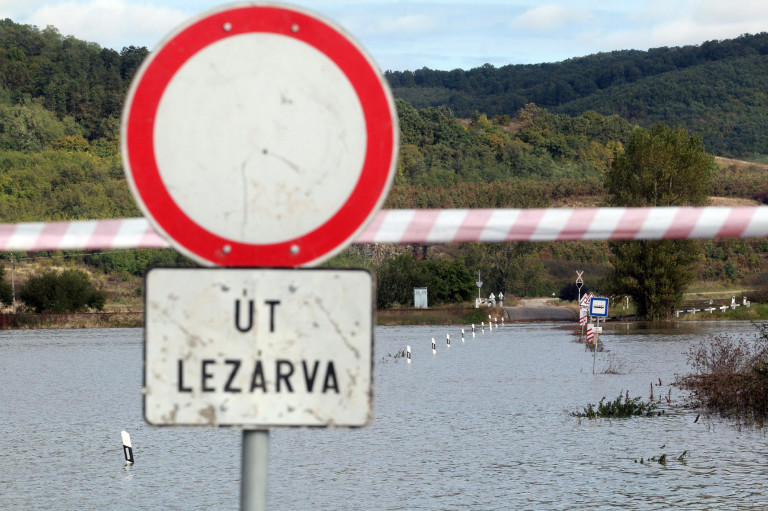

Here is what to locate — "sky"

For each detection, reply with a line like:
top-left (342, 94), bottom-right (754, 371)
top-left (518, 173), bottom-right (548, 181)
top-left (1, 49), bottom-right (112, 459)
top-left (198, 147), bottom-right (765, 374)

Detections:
top-left (3, 1), bottom-right (768, 71)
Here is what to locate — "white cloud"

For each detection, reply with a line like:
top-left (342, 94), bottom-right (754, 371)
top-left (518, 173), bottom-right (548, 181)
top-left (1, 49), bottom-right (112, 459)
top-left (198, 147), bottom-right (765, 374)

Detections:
top-left (6, 1), bottom-right (768, 71)
top-left (369, 14), bottom-right (436, 35)
top-left (690, 0), bottom-right (768, 25)
top-left (23, 0), bottom-right (188, 50)
top-left (512, 4), bottom-right (588, 31)
top-left (575, 0), bottom-right (768, 57)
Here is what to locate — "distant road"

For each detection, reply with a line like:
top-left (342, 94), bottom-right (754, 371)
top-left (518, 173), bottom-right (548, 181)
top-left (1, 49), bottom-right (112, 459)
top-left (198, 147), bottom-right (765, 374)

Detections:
top-left (504, 298), bottom-right (577, 321)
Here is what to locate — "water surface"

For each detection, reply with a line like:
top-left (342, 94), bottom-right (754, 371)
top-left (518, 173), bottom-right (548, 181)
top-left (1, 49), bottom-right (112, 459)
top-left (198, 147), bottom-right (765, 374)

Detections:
top-left (1, 323), bottom-right (766, 509)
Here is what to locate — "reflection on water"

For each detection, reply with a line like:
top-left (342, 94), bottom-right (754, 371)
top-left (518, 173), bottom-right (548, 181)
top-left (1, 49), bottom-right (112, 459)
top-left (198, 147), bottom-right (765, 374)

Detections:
top-left (1, 324), bottom-right (766, 510)
top-left (602, 320), bottom-right (739, 335)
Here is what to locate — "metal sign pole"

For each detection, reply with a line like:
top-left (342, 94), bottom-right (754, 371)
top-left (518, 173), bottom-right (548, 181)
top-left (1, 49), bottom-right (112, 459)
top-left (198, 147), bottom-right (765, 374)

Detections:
top-left (576, 270), bottom-right (583, 305)
top-left (241, 429), bottom-right (270, 511)
top-left (10, 256), bottom-right (16, 312)
top-left (592, 316), bottom-right (600, 375)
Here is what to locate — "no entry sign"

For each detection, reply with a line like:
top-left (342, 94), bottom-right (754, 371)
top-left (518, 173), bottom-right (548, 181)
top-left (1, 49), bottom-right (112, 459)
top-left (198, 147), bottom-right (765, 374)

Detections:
top-left (121, 4), bottom-right (398, 267)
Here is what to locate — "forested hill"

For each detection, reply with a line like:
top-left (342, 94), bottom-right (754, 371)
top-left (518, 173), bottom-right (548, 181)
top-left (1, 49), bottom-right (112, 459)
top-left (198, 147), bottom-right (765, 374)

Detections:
top-left (0, 18), bottom-right (767, 224)
top-left (386, 32), bottom-right (768, 158)
top-left (0, 19), bottom-right (148, 143)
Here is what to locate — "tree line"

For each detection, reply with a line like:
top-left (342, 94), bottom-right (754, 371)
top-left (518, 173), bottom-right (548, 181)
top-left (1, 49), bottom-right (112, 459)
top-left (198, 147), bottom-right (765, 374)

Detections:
top-left (386, 32), bottom-right (768, 158)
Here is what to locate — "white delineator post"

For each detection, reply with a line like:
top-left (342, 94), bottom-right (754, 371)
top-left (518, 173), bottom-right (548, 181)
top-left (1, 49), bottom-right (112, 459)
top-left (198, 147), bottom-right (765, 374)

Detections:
top-left (461, 328), bottom-right (465, 342)
top-left (432, 337), bottom-right (436, 355)
top-left (121, 430), bottom-right (134, 465)
top-left (407, 345), bottom-right (411, 364)
top-left (446, 334), bottom-right (451, 348)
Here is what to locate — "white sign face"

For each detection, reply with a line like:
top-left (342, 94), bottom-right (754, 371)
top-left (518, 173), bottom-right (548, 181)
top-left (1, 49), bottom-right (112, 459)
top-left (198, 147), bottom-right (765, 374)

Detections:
top-left (589, 297), bottom-right (609, 317)
top-left (144, 268), bottom-right (373, 427)
top-left (153, 33), bottom-right (365, 245)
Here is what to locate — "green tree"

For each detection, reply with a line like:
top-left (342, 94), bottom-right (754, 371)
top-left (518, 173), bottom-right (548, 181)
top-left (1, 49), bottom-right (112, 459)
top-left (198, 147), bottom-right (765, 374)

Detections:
top-left (606, 124), bottom-right (715, 319)
top-left (19, 269), bottom-right (105, 313)
top-left (375, 253), bottom-right (425, 308)
top-left (422, 257), bottom-right (475, 303)
top-left (463, 242), bottom-right (553, 297)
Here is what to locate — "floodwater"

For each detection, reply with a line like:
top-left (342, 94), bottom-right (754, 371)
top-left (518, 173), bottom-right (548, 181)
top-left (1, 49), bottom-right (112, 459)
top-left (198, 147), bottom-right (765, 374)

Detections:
top-left (0, 323), bottom-right (766, 510)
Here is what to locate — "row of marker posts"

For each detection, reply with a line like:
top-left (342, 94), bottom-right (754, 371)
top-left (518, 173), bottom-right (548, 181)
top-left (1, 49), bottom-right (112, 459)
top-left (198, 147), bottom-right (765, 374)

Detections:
top-left (126, 314), bottom-right (506, 459)
top-left (406, 314), bottom-right (504, 364)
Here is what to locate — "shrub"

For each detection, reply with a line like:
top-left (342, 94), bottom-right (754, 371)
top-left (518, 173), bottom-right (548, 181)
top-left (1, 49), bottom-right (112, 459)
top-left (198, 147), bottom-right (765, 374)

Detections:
top-left (85, 248), bottom-right (196, 276)
top-left (19, 269), bottom-right (105, 313)
top-left (374, 253), bottom-right (476, 308)
top-left (675, 324), bottom-right (768, 426)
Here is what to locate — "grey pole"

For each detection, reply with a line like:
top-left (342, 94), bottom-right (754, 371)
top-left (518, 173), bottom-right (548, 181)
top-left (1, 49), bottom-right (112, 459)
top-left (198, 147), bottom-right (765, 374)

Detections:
top-left (592, 317), bottom-right (599, 375)
top-left (241, 429), bottom-right (269, 511)
top-left (10, 257), bottom-right (16, 312)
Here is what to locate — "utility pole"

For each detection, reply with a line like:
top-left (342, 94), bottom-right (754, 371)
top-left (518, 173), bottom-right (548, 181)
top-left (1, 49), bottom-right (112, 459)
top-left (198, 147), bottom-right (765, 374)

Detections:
top-left (10, 256), bottom-right (16, 312)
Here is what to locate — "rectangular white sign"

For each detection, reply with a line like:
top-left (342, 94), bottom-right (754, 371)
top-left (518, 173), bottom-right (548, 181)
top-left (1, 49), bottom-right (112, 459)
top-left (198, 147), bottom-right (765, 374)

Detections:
top-left (144, 268), bottom-right (373, 428)
top-left (589, 297), bottom-right (609, 317)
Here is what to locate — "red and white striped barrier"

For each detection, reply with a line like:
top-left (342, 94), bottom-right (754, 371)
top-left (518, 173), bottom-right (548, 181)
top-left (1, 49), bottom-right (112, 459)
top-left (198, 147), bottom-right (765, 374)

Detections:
top-left (1, 206), bottom-right (767, 252)
top-left (0, 218), bottom-right (167, 252)
top-left (357, 206), bottom-right (768, 243)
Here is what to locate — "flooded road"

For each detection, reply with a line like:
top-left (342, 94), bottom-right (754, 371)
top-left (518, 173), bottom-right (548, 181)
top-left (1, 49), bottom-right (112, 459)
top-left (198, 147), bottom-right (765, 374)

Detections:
top-left (0, 323), bottom-right (766, 509)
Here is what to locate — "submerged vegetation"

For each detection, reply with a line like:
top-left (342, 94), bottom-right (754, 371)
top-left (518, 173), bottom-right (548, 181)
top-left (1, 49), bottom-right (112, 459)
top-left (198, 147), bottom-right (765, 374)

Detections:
top-left (571, 391), bottom-right (662, 419)
top-left (675, 323), bottom-right (768, 427)
top-left (635, 451), bottom-right (689, 466)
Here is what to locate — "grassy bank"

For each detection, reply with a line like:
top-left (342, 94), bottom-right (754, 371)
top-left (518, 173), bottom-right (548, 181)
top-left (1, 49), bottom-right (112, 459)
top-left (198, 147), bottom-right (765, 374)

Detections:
top-left (2, 301), bottom-right (766, 329)
top-left (376, 307), bottom-right (500, 326)
top-left (675, 303), bottom-right (768, 321)
top-left (608, 303), bottom-right (768, 322)
top-left (0, 312), bottom-right (143, 329)
top-left (0, 308), bottom-right (497, 329)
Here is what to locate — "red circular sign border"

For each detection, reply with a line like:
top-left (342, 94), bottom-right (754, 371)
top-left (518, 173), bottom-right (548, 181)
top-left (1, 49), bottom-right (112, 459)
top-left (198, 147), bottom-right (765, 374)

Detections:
top-left (123, 5), bottom-right (396, 267)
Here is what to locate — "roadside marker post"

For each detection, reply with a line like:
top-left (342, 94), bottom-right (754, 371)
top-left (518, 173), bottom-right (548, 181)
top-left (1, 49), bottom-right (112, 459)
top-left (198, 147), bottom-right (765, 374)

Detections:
top-left (579, 292), bottom-right (593, 340)
top-left (121, 430), bottom-right (134, 465)
top-left (122, 4), bottom-right (398, 510)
